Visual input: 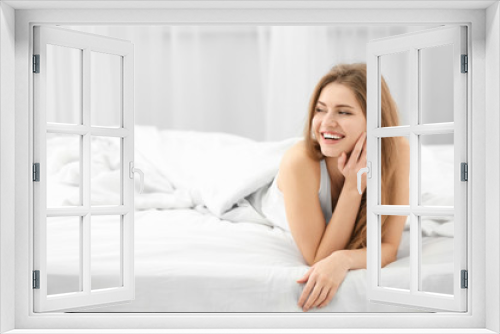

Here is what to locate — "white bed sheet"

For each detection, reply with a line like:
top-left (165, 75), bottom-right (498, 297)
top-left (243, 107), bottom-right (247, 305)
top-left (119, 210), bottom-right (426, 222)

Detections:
top-left (46, 208), bottom-right (453, 313)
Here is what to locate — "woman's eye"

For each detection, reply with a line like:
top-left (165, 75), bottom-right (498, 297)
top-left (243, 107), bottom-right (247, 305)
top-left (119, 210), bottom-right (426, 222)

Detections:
top-left (339, 111), bottom-right (351, 115)
top-left (315, 108), bottom-right (325, 113)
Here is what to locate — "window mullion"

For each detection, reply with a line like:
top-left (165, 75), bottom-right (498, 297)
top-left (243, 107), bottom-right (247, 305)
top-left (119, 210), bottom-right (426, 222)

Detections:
top-left (46, 206), bottom-right (128, 217)
top-left (90, 127), bottom-right (129, 137)
top-left (373, 205), bottom-right (454, 216)
top-left (46, 123), bottom-right (89, 135)
top-left (82, 47), bottom-right (91, 295)
top-left (410, 46), bottom-right (420, 295)
top-left (372, 123), bottom-right (454, 137)
top-left (45, 124), bottom-right (130, 138)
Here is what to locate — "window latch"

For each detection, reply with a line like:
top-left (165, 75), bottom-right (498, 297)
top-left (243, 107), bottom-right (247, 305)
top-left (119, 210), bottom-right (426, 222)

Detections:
top-left (129, 162), bottom-right (144, 194)
top-left (357, 161), bottom-right (371, 195)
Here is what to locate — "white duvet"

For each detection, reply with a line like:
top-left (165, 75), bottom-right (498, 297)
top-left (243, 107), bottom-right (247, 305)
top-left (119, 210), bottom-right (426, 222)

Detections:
top-left (45, 126), bottom-right (457, 312)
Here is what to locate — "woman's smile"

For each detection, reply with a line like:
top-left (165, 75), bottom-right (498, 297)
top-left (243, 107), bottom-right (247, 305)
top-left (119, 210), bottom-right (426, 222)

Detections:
top-left (320, 131), bottom-right (345, 144)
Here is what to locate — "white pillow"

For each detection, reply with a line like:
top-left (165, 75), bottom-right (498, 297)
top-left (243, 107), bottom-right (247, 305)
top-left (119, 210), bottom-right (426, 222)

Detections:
top-left (159, 130), bottom-right (254, 193)
top-left (197, 137), bottom-right (299, 215)
top-left (159, 130), bottom-right (299, 215)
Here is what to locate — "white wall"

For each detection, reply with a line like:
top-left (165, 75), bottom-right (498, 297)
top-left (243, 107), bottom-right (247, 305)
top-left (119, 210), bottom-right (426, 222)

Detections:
top-left (485, 2), bottom-right (500, 333)
top-left (0, 2), bottom-right (16, 333)
top-left (63, 25), bottom-right (438, 142)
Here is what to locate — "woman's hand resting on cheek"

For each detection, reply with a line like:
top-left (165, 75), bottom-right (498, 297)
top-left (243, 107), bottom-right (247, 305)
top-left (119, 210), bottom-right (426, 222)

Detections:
top-left (337, 132), bottom-right (367, 194)
top-left (296, 251), bottom-right (350, 312)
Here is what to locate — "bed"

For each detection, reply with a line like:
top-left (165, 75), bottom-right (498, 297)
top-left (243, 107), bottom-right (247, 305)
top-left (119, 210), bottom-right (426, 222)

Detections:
top-left (45, 126), bottom-right (456, 313)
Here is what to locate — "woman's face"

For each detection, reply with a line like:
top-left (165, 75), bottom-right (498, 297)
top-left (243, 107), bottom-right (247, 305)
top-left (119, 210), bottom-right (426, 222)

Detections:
top-left (312, 82), bottom-right (366, 158)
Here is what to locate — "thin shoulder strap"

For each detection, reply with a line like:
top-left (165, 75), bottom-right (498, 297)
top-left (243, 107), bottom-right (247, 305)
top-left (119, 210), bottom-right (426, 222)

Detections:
top-left (319, 160), bottom-right (333, 224)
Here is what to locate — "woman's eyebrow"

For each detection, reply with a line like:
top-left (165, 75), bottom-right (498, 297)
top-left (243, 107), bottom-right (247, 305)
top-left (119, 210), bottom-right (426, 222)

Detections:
top-left (316, 101), bottom-right (355, 109)
top-left (334, 104), bottom-right (355, 109)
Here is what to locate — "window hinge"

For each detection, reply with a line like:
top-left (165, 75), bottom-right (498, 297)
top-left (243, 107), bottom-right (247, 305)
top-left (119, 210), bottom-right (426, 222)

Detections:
top-left (33, 54), bottom-right (40, 73)
top-left (33, 270), bottom-right (40, 289)
top-left (461, 270), bottom-right (468, 289)
top-left (461, 162), bottom-right (468, 182)
top-left (461, 54), bottom-right (468, 73)
top-left (33, 163), bottom-right (40, 182)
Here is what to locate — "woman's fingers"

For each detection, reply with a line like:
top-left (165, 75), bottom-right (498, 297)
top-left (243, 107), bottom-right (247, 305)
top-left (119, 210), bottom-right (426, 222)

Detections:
top-left (359, 137), bottom-right (367, 168)
top-left (310, 286), bottom-right (330, 309)
top-left (362, 137), bottom-right (367, 159)
top-left (317, 287), bottom-right (338, 308)
top-left (297, 276), bottom-right (316, 308)
top-left (296, 267), bottom-right (313, 283)
top-left (347, 132), bottom-right (366, 168)
top-left (302, 285), bottom-right (323, 312)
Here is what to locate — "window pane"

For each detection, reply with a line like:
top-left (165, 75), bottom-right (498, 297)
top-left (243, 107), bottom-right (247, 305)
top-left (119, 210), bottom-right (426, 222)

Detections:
top-left (380, 136), bottom-right (410, 205)
top-left (47, 216), bottom-right (81, 295)
top-left (419, 215), bottom-right (454, 295)
top-left (91, 215), bottom-right (122, 290)
top-left (420, 133), bottom-right (454, 206)
top-left (380, 51), bottom-right (411, 128)
top-left (379, 215), bottom-right (410, 291)
top-left (46, 133), bottom-right (81, 207)
top-left (91, 136), bottom-right (121, 206)
top-left (46, 44), bottom-right (82, 125)
top-left (419, 44), bottom-right (454, 125)
top-left (91, 52), bottom-right (122, 128)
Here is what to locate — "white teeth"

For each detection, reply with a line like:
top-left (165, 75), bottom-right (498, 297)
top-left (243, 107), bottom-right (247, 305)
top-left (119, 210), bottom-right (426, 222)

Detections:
top-left (323, 133), bottom-right (344, 140)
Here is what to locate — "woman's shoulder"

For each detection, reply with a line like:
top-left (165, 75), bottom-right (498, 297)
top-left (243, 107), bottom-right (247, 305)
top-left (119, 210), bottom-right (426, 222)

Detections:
top-left (278, 140), bottom-right (321, 189)
top-left (281, 140), bottom-right (319, 169)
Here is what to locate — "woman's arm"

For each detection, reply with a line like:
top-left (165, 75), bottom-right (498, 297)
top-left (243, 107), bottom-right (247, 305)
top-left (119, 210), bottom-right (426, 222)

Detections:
top-left (297, 213), bottom-right (406, 312)
top-left (296, 138), bottom-right (410, 311)
top-left (280, 133), bottom-right (367, 266)
top-left (296, 242), bottom-right (399, 312)
top-left (311, 186), bottom-right (362, 264)
top-left (340, 242), bottom-right (398, 270)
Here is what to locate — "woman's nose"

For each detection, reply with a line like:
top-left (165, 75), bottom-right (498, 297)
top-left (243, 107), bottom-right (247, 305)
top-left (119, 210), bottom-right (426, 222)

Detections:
top-left (323, 111), bottom-right (339, 124)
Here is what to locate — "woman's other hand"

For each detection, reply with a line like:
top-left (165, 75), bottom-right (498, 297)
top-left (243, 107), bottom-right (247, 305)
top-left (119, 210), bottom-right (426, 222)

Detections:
top-left (338, 132), bottom-right (367, 193)
top-left (296, 251), bottom-right (350, 312)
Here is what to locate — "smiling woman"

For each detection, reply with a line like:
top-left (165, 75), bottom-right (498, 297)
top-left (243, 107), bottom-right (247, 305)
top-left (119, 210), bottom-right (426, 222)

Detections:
top-left (263, 63), bottom-right (409, 311)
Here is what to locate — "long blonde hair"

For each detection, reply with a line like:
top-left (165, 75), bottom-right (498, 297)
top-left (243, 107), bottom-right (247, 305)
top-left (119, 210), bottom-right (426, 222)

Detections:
top-left (304, 63), bottom-right (400, 250)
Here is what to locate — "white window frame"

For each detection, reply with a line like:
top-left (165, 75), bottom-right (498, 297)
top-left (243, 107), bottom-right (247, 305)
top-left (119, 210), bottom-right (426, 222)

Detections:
top-left (366, 26), bottom-right (468, 312)
top-left (32, 26), bottom-right (136, 312)
top-left (0, 1), bottom-right (498, 333)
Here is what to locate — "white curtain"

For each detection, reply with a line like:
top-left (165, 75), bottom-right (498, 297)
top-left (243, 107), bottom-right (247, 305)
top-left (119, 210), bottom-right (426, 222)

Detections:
top-left (58, 25), bottom-right (424, 141)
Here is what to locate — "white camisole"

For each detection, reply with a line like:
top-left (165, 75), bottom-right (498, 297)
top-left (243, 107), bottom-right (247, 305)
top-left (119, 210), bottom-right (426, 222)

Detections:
top-left (260, 159), bottom-right (333, 232)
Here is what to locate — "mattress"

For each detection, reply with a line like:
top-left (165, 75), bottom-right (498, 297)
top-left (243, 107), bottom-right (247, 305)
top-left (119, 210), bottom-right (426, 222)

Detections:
top-left (46, 208), bottom-right (453, 313)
